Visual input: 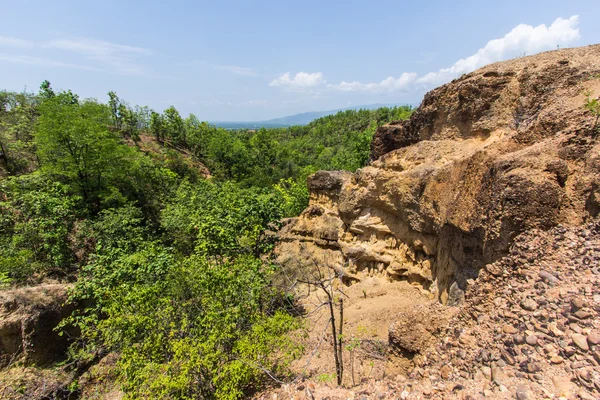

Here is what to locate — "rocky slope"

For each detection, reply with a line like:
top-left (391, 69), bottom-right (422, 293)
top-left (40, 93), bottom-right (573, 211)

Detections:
top-left (270, 45), bottom-right (600, 398)
top-left (264, 221), bottom-right (600, 399)
top-left (275, 44), bottom-right (600, 306)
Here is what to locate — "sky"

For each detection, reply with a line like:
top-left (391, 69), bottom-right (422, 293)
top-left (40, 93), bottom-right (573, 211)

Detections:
top-left (1, 1), bottom-right (599, 121)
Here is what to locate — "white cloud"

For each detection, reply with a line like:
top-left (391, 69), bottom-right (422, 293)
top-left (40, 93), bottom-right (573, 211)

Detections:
top-left (328, 72), bottom-right (418, 93)
top-left (212, 64), bottom-right (257, 77)
top-left (415, 15), bottom-right (580, 86)
top-left (43, 37), bottom-right (153, 76)
top-left (0, 36), bottom-right (34, 49)
top-left (273, 16), bottom-right (580, 95)
top-left (269, 72), bottom-right (326, 90)
top-left (45, 38), bottom-right (151, 56)
top-left (0, 53), bottom-right (101, 71)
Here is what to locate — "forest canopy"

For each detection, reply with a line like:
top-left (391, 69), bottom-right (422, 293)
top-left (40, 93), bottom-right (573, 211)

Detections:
top-left (0, 81), bottom-right (412, 398)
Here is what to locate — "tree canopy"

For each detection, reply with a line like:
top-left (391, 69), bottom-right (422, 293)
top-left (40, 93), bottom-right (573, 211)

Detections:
top-left (0, 81), bottom-right (413, 399)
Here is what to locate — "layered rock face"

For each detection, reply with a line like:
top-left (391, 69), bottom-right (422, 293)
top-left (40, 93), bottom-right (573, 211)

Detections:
top-left (0, 284), bottom-right (74, 368)
top-left (275, 45), bottom-right (600, 305)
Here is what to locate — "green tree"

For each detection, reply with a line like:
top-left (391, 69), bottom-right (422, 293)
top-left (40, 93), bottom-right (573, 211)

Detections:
top-left (35, 93), bottom-right (127, 213)
top-left (164, 106), bottom-right (185, 145)
top-left (107, 91), bottom-right (122, 129)
top-left (39, 80), bottom-right (55, 99)
top-left (150, 111), bottom-right (165, 143)
top-left (0, 90), bottom-right (38, 174)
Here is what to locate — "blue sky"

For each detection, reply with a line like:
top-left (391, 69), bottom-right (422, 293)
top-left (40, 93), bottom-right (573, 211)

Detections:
top-left (1, 0), bottom-right (599, 121)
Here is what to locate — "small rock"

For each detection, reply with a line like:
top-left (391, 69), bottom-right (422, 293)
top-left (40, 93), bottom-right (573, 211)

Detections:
top-left (503, 324), bottom-right (518, 334)
top-left (571, 297), bottom-right (586, 310)
top-left (587, 332), bottom-right (599, 345)
top-left (570, 323), bottom-right (582, 333)
top-left (539, 270), bottom-right (559, 285)
top-left (548, 323), bottom-right (565, 337)
top-left (520, 298), bottom-right (538, 311)
top-left (481, 366), bottom-right (492, 380)
top-left (571, 333), bottom-right (589, 351)
top-left (502, 350), bottom-right (516, 365)
top-left (574, 310), bottom-right (591, 319)
top-left (525, 335), bottom-right (538, 346)
top-left (550, 355), bottom-right (564, 364)
top-left (513, 334), bottom-right (525, 345)
top-left (440, 364), bottom-right (452, 379)
top-left (515, 384), bottom-right (530, 400)
top-left (486, 264), bottom-right (503, 276)
top-left (563, 346), bottom-right (577, 357)
top-left (526, 362), bottom-right (541, 373)
top-left (552, 375), bottom-right (578, 398)
top-left (579, 388), bottom-right (597, 400)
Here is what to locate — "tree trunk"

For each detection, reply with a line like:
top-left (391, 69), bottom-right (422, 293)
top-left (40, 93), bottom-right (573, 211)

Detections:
top-left (327, 293), bottom-right (342, 386)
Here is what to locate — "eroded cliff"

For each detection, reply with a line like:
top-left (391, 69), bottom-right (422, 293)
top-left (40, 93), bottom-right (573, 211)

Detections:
top-left (275, 44), bottom-right (600, 305)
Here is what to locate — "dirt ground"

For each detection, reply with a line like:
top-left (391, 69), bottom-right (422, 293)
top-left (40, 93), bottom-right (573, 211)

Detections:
top-left (290, 277), bottom-right (430, 387)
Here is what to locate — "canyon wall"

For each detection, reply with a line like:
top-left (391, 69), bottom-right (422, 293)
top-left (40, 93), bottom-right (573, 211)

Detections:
top-left (275, 45), bottom-right (600, 305)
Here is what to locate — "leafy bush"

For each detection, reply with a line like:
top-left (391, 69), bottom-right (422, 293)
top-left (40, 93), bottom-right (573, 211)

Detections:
top-left (161, 180), bottom-right (283, 257)
top-left (66, 236), bottom-right (300, 399)
top-left (0, 173), bottom-right (81, 281)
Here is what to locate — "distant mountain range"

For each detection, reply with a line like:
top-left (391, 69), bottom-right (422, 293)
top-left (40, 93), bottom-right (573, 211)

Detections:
top-left (212, 103), bottom-right (407, 129)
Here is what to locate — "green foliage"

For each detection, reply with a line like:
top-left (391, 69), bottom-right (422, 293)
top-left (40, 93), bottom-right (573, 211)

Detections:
top-left (66, 230), bottom-right (299, 399)
top-left (164, 106), bottom-right (186, 146)
top-left (35, 93), bottom-right (128, 213)
top-left (316, 372), bottom-right (337, 383)
top-left (150, 111), bottom-right (165, 142)
top-left (197, 106), bottom-right (413, 187)
top-left (0, 82), bottom-right (414, 397)
top-left (161, 180), bottom-right (282, 257)
top-left (585, 90), bottom-right (600, 132)
top-left (0, 90), bottom-right (38, 174)
top-left (273, 172), bottom-right (312, 218)
top-left (39, 80), bottom-right (56, 99)
top-left (0, 271), bottom-right (10, 287)
top-left (0, 173), bottom-right (80, 281)
top-left (146, 104), bottom-right (412, 189)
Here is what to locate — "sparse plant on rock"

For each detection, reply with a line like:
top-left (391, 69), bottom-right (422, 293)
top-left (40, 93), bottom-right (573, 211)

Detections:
top-left (291, 259), bottom-right (348, 386)
top-left (584, 90), bottom-right (600, 133)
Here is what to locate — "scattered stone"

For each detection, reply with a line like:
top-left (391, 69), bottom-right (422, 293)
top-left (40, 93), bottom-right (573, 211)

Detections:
top-left (440, 364), bottom-right (452, 379)
top-left (579, 388), bottom-right (597, 400)
top-left (515, 384), bottom-right (530, 400)
top-left (491, 367), bottom-right (505, 385)
top-left (587, 332), bottom-right (600, 345)
top-left (539, 271), bottom-right (559, 285)
top-left (520, 298), bottom-right (538, 311)
top-left (571, 298), bottom-right (586, 310)
top-left (525, 362), bottom-right (541, 373)
top-left (503, 324), bottom-right (518, 334)
top-left (550, 355), bottom-right (564, 364)
top-left (574, 310), bottom-right (592, 319)
top-left (552, 376), bottom-right (578, 398)
top-left (513, 334), bottom-right (525, 345)
top-left (525, 335), bottom-right (538, 346)
top-left (481, 366), bottom-right (492, 380)
top-left (571, 333), bottom-right (589, 351)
